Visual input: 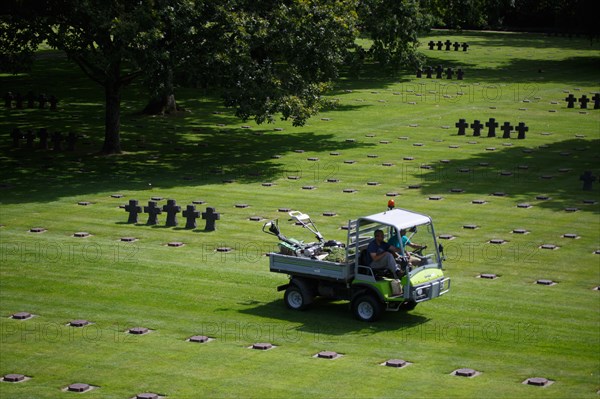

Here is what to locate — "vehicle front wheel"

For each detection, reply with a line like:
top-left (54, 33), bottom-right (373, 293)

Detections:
top-left (351, 294), bottom-right (383, 322)
top-left (284, 284), bottom-right (312, 310)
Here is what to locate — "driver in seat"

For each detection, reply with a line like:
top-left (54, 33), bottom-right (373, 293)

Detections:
top-left (390, 228), bottom-right (426, 266)
top-left (367, 229), bottom-right (402, 279)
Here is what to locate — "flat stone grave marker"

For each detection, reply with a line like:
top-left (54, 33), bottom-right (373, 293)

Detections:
top-left (428, 196), bottom-right (443, 200)
top-left (120, 237), bottom-right (136, 242)
top-left (323, 212), bottom-right (336, 217)
top-left (562, 233), bottom-right (579, 239)
top-left (278, 208), bottom-right (291, 212)
top-left (11, 312), bottom-right (33, 320)
top-left (128, 327), bottom-right (150, 335)
top-left (517, 203), bottom-right (532, 208)
top-left (367, 182), bottom-right (379, 186)
top-left (111, 194), bottom-right (124, 198)
top-left (472, 199), bottom-right (486, 204)
top-left (315, 351), bottom-right (341, 359)
top-left (188, 335), bottom-right (210, 343)
top-left (251, 343), bottom-right (274, 350)
top-left (452, 368), bottom-right (480, 377)
top-left (2, 374), bottom-right (28, 383)
top-left (540, 244), bottom-right (558, 250)
top-left (69, 320), bottom-right (90, 327)
top-left (523, 377), bottom-right (553, 387)
top-left (438, 234), bottom-right (454, 240)
top-left (330, 152), bottom-right (340, 156)
top-left (564, 207), bottom-right (579, 212)
top-left (216, 247), bottom-right (231, 252)
top-left (287, 175), bottom-right (300, 180)
top-left (489, 239), bottom-right (506, 244)
top-left (66, 383), bottom-right (92, 393)
top-left (463, 224), bottom-right (478, 229)
top-left (168, 242), bottom-right (184, 247)
top-left (383, 359), bottom-right (409, 368)
top-left (403, 156), bottom-right (414, 160)
top-left (512, 229), bottom-right (529, 234)
top-left (343, 189), bottom-right (357, 193)
top-left (408, 184), bottom-right (421, 189)
top-left (368, 154), bottom-right (378, 158)
top-left (344, 160), bottom-right (356, 164)
top-left (327, 178), bottom-right (339, 182)
top-left (29, 227), bottom-right (46, 233)
top-left (136, 393), bottom-right (162, 399)
top-left (144, 201), bottom-right (162, 225)
top-left (302, 185), bottom-right (316, 190)
top-left (249, 216), bottom-right (263, 221)
top-left (73, 232), bottom-right (90, 238)
top-left (478, 274), bottom-right (497, 279)
top-left (536, 279), bottom-right (556, 286)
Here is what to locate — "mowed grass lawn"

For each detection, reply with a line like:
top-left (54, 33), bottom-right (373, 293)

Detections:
top-left (0, 31), bottom-right (599, 398)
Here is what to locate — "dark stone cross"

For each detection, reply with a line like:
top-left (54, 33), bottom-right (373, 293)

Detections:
top-left (444, 40), bottom-right (452, 51)
top-left (565, 94), bottom-right (576, 108)
top-left (486, 118), bottom-right (498, 138)
top-left (416, 68), bottom-right (422, 78)
top-left (4, 92), bottom-right (13, 108)
top-left (455, 119), bottom-right (468, 135)
top-left (182, 204), bottom-right (201, 229)
top-left (38, 93), bottom-right (47, 109)
top-left (453, 42), bottom-right (461, 51)
top-left (49, 95), bottom-right (58, 110)
top-left (125, 200), bottom-right (143, 224)
top-left (578, 95), bottom-right (590, 109)
top-left (457, 68), bottom-right (464, 80)
top-left (66, 132), bottom-right (77, 151)
top-left (14, 92), bottom-right (24, 109)
top-left (428, 40), bottom-right (435, 50)
top-left (202, 207), bottom-right (220, 231)
top-left (516, 122), bottom-right (528, 139)
top-left (592, 93), bottom-right (600, 109)
top-left (501, 122), bottom-right (514, 139)
top-left (446, 67), bottom-right (454, 79)
top-left (144, 200), bottom-right (162, 225)
top-left (461, 42), bottom-right (469, 51)
top-left (425, 66), bottom-right (433, 78)
top-left (10, 128), bottom-right (22, 147)
top-left (51, 131), bottom-right (63, 151)
top-left (37, 128), bottom-right (49, 149)
top-left (471, 120), bottom-right (484, 136)
top-left (435, 65), bottom-right (443, 79)
top-left (163, 199), bottom-right (181, 227)
top-left (25, 130), bottom-right (35, 148)
top-left (436, 40), bottom-right (443, 50)
top-left (26, 91), bottom-right (36, 108)
top-left (580, 171), bottom-right (596, 191)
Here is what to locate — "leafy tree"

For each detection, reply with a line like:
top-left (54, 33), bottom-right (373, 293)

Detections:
top-left (1, 0), bottom-right (428, 153)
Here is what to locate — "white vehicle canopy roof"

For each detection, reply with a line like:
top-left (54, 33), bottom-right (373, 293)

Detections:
top-left (357, 208), bottom-right (432, 231)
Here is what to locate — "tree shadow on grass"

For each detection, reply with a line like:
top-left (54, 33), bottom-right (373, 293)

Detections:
top-left (409, 137), bottom-right (600, 214)
top-left (238, 298), bottom-right (430, 336)
top-left (0, 127), bottom-right (377, 205)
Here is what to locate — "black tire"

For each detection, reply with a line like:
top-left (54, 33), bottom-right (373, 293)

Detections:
top-left (284, 284), bottom-right (312, 310)
top-left (400, 300), bottom-right (417, 311)
top-left (351, 294), bottom-right (383, 322)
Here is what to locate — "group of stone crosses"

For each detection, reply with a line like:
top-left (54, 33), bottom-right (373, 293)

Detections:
top-left (10, 127), bottom-right (78, 151)
top-left (455, 118), bottom-right (529, 139)
top-left (428, 40), bottom-right (469, 52)
top-left (417, 65), bottom-right (464, 80)
top-left (4, 91), bottom-right (59, 110)
top-left (124, 199), bottom-right (220, 231)
top-left (564, 93), bottom-right (600, 109)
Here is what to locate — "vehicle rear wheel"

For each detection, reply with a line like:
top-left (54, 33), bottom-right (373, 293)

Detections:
top-left (351, 294), bottom-right (383, 322)
top-left (284, 284), bottom-right (312, 310)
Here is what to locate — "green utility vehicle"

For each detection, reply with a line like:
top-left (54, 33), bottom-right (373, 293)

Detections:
top-left (263, 208), bottom-right (450, 321)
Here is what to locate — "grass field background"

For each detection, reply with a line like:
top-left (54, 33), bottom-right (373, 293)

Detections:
top-left (1, 31), bottom-right (599, 398)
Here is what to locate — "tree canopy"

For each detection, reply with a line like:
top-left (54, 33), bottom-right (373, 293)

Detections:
top-left (0, 0), bottom-right (430, 153)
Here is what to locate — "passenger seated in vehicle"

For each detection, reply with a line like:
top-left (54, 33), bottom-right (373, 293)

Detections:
top-left (389, 228), bottom-right (425, 266)
top-left (367, 229), bottom-right (402, 279)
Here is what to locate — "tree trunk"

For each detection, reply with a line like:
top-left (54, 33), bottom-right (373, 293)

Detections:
top-left (102, 81), bottom-right (122, 154)
top-left (142, 93), bottom-right (180, 115)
